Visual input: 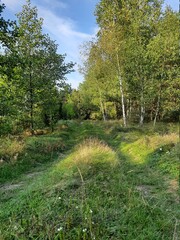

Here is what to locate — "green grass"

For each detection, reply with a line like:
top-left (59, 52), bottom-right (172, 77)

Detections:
top-left (0, 121), bottom-right (179, 239)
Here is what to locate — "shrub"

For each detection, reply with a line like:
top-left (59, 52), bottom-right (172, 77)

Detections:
top-left (0, 116), bottom-right (14, 135)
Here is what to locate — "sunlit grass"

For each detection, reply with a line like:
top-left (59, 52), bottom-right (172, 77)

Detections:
top-left (56, 138), bottom-right (118, 170)
top-left (120, 133), bottom-right (178, 164)
top-left (0, 121), bottom-right (179, 239)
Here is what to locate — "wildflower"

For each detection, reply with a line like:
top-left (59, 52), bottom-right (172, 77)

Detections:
top-left (75, 206), bottom-right (79, 209)
top-left (83, 228), bottom-right (87, 232)
top-left (92, 221), bottom-right (95, 225)
top-left (57, 227), bottom-right (63, 231)
top-left (58, 197), bottom-right (61, 200)
top-left (159, 148), bottom-right (162, 151)
top-left (90, 209), bottom-right (93, 213)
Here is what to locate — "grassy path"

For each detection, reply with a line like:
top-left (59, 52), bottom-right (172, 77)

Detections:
top-left (0, 121), bottom-right (179, 239)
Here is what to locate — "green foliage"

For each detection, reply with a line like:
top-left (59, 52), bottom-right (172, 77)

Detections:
top-left (79, 0), bottom-right (179, 124)
top-left (0, 116), bottom-right (13, 135)
top-left (0, 2), bottom-right (18, 49)
top-left (62, 102), bottom-right (76, 119)
top-left (0, 1), bottom-right (74, 134)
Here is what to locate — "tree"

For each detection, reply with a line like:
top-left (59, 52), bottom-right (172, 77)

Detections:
top-left (94, 0), bottom-right (164, 125)
top-left (0, 2), bottom-right (18, 50)
top-left (147, 8), bottom-right (180, 123)
top-left (95, 0), bottom-right (128, 126)
top-left (80, 40), bottom-right (118, 120)
top-left (14, 0), bottom-right (74, 132)
top-left (14, 0), bottom-right (44, 132)
top-left (79, 0), bottom-right (179, 124)
top-left (33, 34), bottom-right (74, 129)
top-left (0, 3), bottom-right (19, 134)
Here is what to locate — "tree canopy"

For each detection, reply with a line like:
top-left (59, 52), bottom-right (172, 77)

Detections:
top-left (0, 0), bottom-right (74, 134)
top-left (0, 0), bottom-right (179, 135)
top-left (78, 0), bottom-right (179, 124)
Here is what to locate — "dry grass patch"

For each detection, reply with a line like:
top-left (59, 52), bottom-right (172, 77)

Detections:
top-left (55, 138), bottom-right (118, 172)
top-left (0, 137), bottom-right (25, 163)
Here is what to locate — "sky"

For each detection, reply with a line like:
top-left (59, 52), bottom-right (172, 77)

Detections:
top-left (1, 0), bottom-right (179, 89)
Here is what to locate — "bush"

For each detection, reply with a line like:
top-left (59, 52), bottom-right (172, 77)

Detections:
top-left (0, 116), bottom-right (14, 135)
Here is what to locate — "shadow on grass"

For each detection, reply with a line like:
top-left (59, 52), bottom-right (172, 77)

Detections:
top-left (0, 121), bottom-right (179, 240)
top-left (0, 122), bottom-right (105, 184)
top-left (145, 143), bottom-right (179, 178)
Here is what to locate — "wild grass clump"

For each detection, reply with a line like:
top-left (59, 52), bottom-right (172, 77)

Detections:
top-left (0, 137), bottom-right (25, 163)
top-left (73, 138), bottom-right (117, 165)
top-left (53, 138), bottom-right (118, 179)
top-left (0, 135), bottom-right (66, 183)
top-left (26, 136), bottom-right (66, 154)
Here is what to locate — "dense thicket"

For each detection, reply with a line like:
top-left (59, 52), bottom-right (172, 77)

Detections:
top-left (75, 0), bottom-right (179, 125)
top-left (0, 0), bottom-right (74, 134)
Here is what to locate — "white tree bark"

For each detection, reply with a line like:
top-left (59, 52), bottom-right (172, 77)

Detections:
top-left (140, 91), bottom-right (145, 126)
top-left (153, 93), bottom-right (160, 127)
top-left (117, 53), bottom-right (126, 127)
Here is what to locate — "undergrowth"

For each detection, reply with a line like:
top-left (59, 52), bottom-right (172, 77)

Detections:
top-left (0, 121), bottom-right (179, 239)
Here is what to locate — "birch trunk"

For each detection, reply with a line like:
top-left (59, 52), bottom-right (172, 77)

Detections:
top-left (140, 92), bottom-right (145, 126)
top-left (116, 53), bottom-right (126, 127)
top-left (153, 93), bottom-right (161, 127)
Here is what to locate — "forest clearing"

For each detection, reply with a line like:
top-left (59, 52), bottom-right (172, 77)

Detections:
top-left (0, 0), bottom-right (180, 239)
top-left (0, 121), bottom-right (179, 239)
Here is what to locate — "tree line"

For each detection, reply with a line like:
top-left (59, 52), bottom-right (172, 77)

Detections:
top-left (0, 0), bottom-right (179, 135)
top-left (0, 0), bottom-right (74, 134)
top-left (68, 0), bottom-right (179, 126)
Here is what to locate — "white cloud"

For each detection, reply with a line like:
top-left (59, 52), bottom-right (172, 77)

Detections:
top-left (38, 6), bottom-right (92, 39)
top-left (3, 0), bottom-right (25, 12)
top-left (42, 0), bottom-right (67, 10)
top-left (37, 6), bottom-right (95, 83)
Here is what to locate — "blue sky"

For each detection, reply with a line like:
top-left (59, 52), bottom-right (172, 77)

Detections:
top-left (1, 0), bottom-right (179, 89)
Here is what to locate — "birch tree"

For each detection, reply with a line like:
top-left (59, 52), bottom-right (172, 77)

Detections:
top-left (147, 8), bottom-right (180, 124)
top-left (95, 0), bottom-right (128, 126)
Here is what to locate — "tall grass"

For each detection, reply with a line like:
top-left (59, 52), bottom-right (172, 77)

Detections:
top-left (0, 121), bottom-right (179, 239)
top-left (0, 137), bottom-right (25, 163)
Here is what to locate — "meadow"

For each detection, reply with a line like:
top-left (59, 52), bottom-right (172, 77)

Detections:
top-left (0, 121), bottom-right (179, 239)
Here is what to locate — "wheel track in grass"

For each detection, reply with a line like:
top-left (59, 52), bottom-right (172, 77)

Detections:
top-left (0, 121), bottom-right (179, 239)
